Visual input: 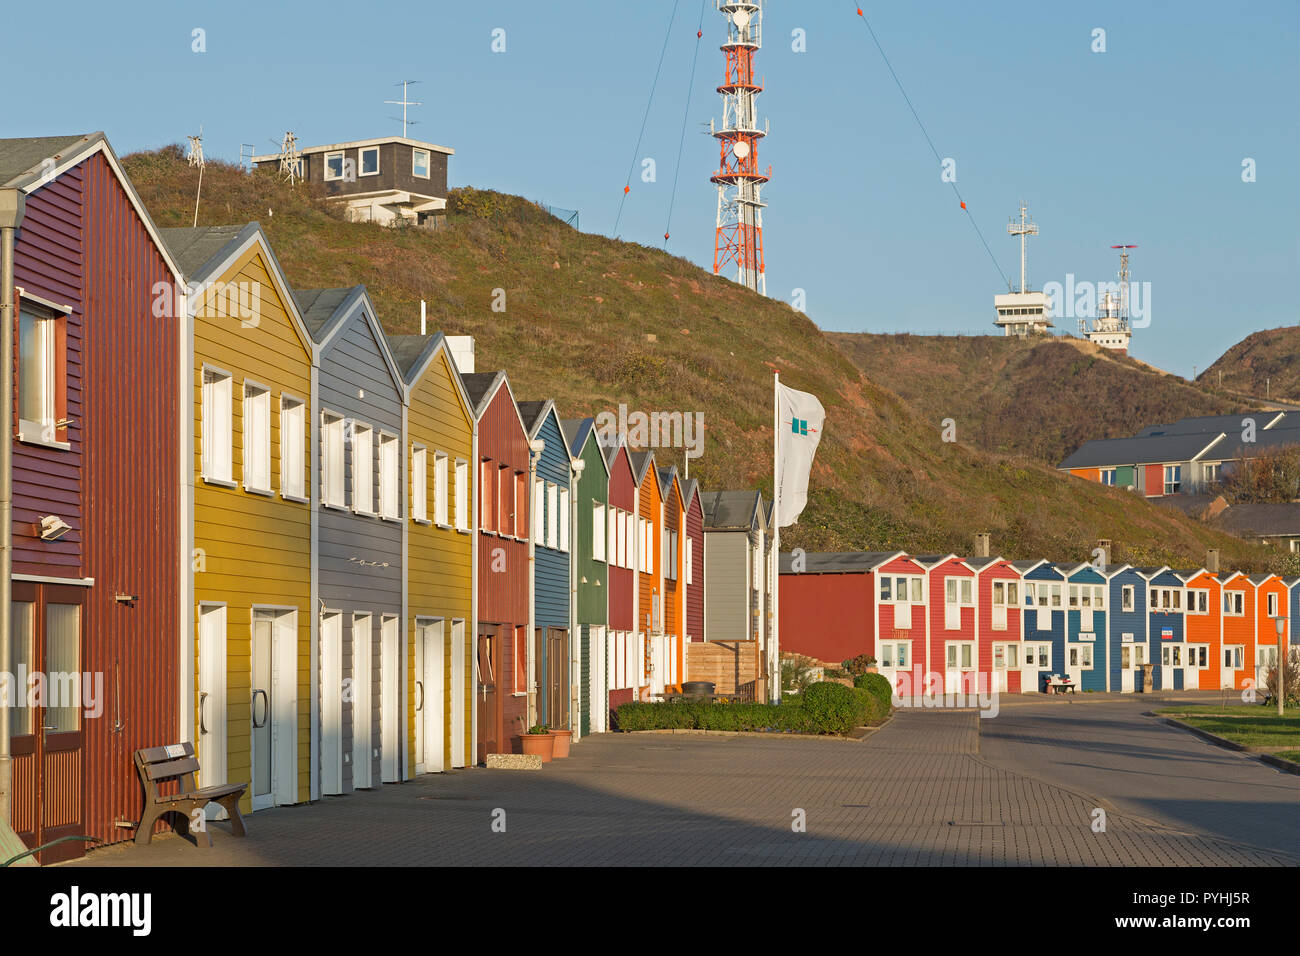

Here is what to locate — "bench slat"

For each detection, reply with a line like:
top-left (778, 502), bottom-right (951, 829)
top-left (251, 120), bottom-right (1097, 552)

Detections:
top-left (143, 756), bottom-right (201, 781)
top-left (136, 742), bottom-right (195, 764)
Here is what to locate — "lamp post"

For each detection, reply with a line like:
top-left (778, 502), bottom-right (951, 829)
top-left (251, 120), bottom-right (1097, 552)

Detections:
top-left (1276, 616), bottom-right (1286, 717)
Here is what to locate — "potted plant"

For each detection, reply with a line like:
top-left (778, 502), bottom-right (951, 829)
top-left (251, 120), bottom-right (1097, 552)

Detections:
top-left (520, 723), bottom-right (554, 762)
top-left (549, 726), bottom-right (572, 758)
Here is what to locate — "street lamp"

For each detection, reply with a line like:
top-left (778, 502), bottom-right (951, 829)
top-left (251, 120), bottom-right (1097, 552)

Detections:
top-left (1275, 616), bottom-right (1287, 717)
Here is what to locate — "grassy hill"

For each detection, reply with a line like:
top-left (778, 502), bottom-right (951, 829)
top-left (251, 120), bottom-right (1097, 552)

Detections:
top-left (122, 146), bottom-right (1295, 574)
top-left (829, 333), bottom-right (1254, 465)
top-left (1199, 326), bottom-right (1300, 402)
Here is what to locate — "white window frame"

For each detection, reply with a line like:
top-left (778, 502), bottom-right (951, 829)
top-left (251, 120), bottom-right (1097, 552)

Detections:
top-left (1224, 591), bottom-right (1244, 616)
top-left (546, 484), bottom-right (558, 549)
top-left (1100, 468), bottom-right (1116, 486)
top-left (685, 536), bottom-right (693, 585)
top-left (359, 146), bottom-right (380, 177)
top-left (411, 445), bottom-right (429, 523)
top-left (945, 641), bottom-right (975, 669)
top-left (201, 366), bottom-right (234, 485)
top-left (1121, 585), bottom-right (1135, 613)
top-left (242, 380), bottom-right (272, 494)
top-left (454, 459), bottom-right (469, 531)
top-left (1163, 464), bottom-right (1181, 495)
top-left (280, 394), bottom-right (306, 501)
top-left (322, 410), bottom-right (346, 508)
top-left (533, 478), bottom-right (545, 544)
top-left (1224, 645), bottom-right (1244, 669)
top-left (879, 640), bottom-right (909, 669)
top-left (558, 487), bottom-right (570, 553)
top-left (412, 148), bottom-right (431, 179)
top-left (18, 303), bottom-right (58, 444)
top-left (1068, 644), bottom-right (1095, 669)
top-left (1188, 588), bottom-right (1209, 615)
top-left (644, 519), bottom-right (654, 576)
top-left (593, 502), bottom-right (607, 563)
top-left (432, 452), bottom-right (449, 526)
top-left (378, 431), bottom-right (399, 520)
top-left (323, 150), bottom-right (345, 181)
top-left (352, 422), bottom-right (375, 516)
top-left (1267, 592), bottom-right (1279, 618)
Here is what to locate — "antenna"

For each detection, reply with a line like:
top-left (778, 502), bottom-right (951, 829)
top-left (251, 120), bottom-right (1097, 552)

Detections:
top-left (385, 80), bottom-right (423, 138)
top-left (187, 126), bottom-right (205, 227)
top-left (238, 143), bottom-right (255, 170)
top-left (1006, 201), bottom-right (1038, 294)
top-left (277, 131), bottom-right (302, 185)
top-left (1110, 244), bottom-right (1137, 322)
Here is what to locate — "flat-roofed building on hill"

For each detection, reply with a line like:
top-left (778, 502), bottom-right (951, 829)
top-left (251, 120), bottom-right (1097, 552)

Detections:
top-left (253, 136), bottom-right (454, 227)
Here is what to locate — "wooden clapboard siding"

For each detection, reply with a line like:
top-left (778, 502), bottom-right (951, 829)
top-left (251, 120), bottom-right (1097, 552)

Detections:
top-left (405, 346), bottom-right (474, 773)
top-left (1184, 570), bottom-right (1223, 689)
top-left (636, 454), bottom-right (661, 651)
top-left (571, 421), bottom-right (609, 736)
top-left (685, 491), bottom-right (704, 641)
top-left (606, 445), bottom-right (636, 633)
top-left (191, 241), bottom-right (312, 809)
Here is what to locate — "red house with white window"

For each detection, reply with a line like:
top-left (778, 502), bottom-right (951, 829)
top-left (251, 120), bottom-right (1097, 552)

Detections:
top-left (968, 556), bottom-right (1025, 693)
top-left (915, 555), bottom-right (980, 694)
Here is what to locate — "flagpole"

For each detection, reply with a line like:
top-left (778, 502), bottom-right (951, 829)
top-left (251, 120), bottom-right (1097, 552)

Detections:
top-left (772, 370), bottom-right (780, 704)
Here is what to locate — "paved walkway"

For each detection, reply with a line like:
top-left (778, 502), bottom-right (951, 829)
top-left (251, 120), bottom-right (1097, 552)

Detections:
top-left (65, 698), bottom-right (1297, 867)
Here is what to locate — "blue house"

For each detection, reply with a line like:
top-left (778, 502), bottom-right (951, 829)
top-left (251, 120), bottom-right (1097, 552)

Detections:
top-left (1104, 564), bottom-right (1150, 692)
top-left (1013, 559), bottom-right (1065, 692)
top-left (519, 400), bottom-right (573, 731)
top-left (1138, 566), bottom-right (1189, 690)
top-left (1055, 563), bottom-right (1109, 692)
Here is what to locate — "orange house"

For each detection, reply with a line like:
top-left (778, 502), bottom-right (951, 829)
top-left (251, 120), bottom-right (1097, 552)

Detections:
top-left (1183, 569), bottom-right (1223, 689)
top-left (1251, 574), bottom-right (1290, 692)
top-left (1219, 572), bottom-right (1256, 690)
top-left (657, 466), bottom-right (687, 690)
top-left (630, 450), bottom-right (663, 697)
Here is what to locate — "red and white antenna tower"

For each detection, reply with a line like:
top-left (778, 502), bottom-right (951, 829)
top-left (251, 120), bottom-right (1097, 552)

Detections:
top-left (711, 1), bottom-right (769, 295)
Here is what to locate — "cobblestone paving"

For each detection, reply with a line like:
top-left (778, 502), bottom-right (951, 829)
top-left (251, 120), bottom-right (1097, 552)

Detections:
top-left (66, 704), bottom-right (1298, 867)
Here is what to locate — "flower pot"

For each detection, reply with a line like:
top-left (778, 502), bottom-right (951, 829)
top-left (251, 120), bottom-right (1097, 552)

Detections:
top-left (520, 733), bottom-right (554, 762)
top-left (549, 729), bottom-right (572, 758)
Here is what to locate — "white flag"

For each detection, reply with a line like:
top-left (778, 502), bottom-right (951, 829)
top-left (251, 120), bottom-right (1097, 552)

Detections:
top-left (775, 382), bottom-right (825, 527)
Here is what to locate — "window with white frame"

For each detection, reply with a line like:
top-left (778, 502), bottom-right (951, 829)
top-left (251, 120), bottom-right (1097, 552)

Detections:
top-left (533, 477), bottom-right (544, 542)
top-left (545, 482), bottom-right (558, 549)
top-left (378, 433), bottom-right (399, 519)
top-left (685, 536), bottom-right (693, 585)
top-left (669, 531), bottom-right (678, 580)
top-left (625, 512), bottom-right (635, 570)
top-left (480, 460), bottom-right (495, 533)
top-left (242, 382), bottom-right (271, 493)
top-left (644, 519), bottom-right (654, 575)
top-left (945, 578), bottom-right (974, 605)
top-left (1223, 591), bottom-right (1244, 616)
top-left (593, 502), bottom-right (607, 562)
top-left (1188, 588), bottom-right (1209, 614)
top-left (412, 148), bottom-right (431, 178)
top-left (201, 368), bottom-right (233, 483)
top-left (433, 453), bottom-right (448, 525)
top-left (609, 507), bottom-right (620, 566)
top-left (322, 412), bottom-right (345, 507)
top-left (1068, 644), bottom-right (1094, 669)
top-left (558, 487), bottom-right (569, 552)
top-left (353, 423), bottom-right (374, 514)
top-left (280, 396), bottom-right (305, 499)
top-left (515, 473), bottom-right (527, 539)
top-left (1203, 462), bottom-right (1221, 486)
top-left (454, 459), bottom-right (468, 531)
top-left (1100, 468), bottom-right (1116, 486)
top-left (1224, 645), bottom-right (1243, 669)
top-left (359, 146), bottom-right (380, 176)
top-left (18, 304), bottom-right (60, 442)
top-left (878, 640), bottom-right (909, 669)
top-left (945, 642), bottom-right (974, 669)
top-left (412, 446), bottom-right (428, 521)
top-left (880, 575), bottom-right (926, 603)
top-left (1122, 585), bottom-right (1135, 612)
top-left (324, 150), bottom-right (345, 181)
top-left (1163, 464), bottom-right (1181, 495)
top-left (1151, 587), bottom-right (1182, 612)
top-left (1267, 592), bottom-right (1279, 618)
top-left (1069, 584), bottom-right (1106, 608)
top-left (1188, 644), bottom-right (1209, 668)
top-left (991, 580), bottom-right (1020, 606)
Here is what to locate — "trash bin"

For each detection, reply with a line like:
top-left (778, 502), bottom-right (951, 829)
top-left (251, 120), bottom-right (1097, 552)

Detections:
top-left (681, 681), bottom-right (715, 699)
top-left (1139, 663), bottom-right (1155, 693)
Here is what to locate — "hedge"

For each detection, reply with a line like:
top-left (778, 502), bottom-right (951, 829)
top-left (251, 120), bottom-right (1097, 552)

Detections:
top-left (612, 681), bottom-right (891, 735)
top-left (854, 672), bottom-right (893, 712)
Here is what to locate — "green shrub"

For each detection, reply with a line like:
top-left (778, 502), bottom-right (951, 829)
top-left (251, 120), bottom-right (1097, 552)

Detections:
top-left (852, 687), bottom-right (891, 726)
top-left (802, 681), bottom-right (867, 735)
top-left (843, 654), bottom-right (877, 677)
top-left (854, 672), bottom-right (893, 711)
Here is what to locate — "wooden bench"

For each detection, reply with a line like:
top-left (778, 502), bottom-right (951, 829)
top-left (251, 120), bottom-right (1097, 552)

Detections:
top-left (133, 742), bottom-right (248, 847)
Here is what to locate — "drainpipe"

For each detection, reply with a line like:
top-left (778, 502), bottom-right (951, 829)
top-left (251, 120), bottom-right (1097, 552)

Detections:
top-left (526, 438), bottom-right (544, 729)
top-left (0, 187), bottom-right (25, 835)
top-left (569, 457), bottom-right (585, 739)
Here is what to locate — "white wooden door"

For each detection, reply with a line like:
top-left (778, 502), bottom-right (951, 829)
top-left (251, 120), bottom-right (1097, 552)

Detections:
top-left (1021, 642), bottom-right (1044, 692)
top-left (1120, 642), bottom-right (1137, 693)
top-left (352, 614), bottom-right (373, 790)
top-left (591, 626), bottom-right (607, 732)
top-left (381, 616), bottom-right (400, 783)
top-left (320, 612), bottom-right (343, 794)
top-left (450, 620), bottom-right (465, 768)
top-left (417, 619), bottom-right (445, 774)
top-left (198, 605), bottom-right (227, 816)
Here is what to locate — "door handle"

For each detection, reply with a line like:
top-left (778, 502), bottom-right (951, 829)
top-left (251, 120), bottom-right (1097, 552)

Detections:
top-left (415, 680), bottom-right (424, 712)
top-left (252, 689), bottom-right (269, 729)
top-left (200, 692), bottom-right (209, 735)
top-left (43, 724), bottom-right (57, 732)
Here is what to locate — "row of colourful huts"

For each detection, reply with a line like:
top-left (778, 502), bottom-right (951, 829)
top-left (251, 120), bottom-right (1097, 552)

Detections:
top-left (780, 541), bottom-right (1295, 697)
top-left (1, 132), bottom-right (779, 862)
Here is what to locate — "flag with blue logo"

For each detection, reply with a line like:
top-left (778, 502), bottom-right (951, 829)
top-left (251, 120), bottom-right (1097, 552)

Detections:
top-left (775, 382), bottom-right (825, 527)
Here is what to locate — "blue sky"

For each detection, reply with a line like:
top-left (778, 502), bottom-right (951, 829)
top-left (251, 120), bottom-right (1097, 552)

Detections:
top-left (11, 1), bottom-right (1298, 377)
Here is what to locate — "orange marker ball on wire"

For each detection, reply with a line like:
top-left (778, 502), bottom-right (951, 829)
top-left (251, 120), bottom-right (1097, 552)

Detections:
top-left (960, 201), bottom-right (966, 210)
top-left (624, 185), bottom-right (630, 194)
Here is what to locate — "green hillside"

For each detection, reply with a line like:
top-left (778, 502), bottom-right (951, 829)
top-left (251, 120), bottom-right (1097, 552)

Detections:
top-left (1200, 326), bottom-right (1300, 403)
top-left (122, 146), bottom-right (1296, 574)
top-left (830, 332), bottom-right (1254, 465)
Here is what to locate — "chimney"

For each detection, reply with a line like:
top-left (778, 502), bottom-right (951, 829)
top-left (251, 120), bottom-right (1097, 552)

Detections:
top-left (446, 335), bottom-right (475, 374)
top-left (1096, 539), bottom-right (1112, 566)
top-left (1206, 549), bottom-right (1220, 573)
top-left (974, 532), bottom-right (990, 558)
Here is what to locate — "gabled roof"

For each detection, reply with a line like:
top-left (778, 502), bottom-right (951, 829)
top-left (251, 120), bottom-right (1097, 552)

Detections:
top-left (700, 489), bottom-right (765, 531)
top-left (1210, 426), bottom-right (1300, 461)
top-left (681, 477), bottom-right (701, 512)
top-left (516, 400), bottom-right (555, 440)
top-left (629, 449), bottom-right (656, 486)
top-left (459, 370), bottom-right (529, 436)
top-left (1059, 433), bottom-right (1225, 471)
top-left (1213, 502), bottom-right (1300, 537)
top-left (158, 222), bottom-right (315, 360)
top-left (560, 418), bottom-right (594, 458)
top-left (292, 285), bottom-right (404, 399)
top-left (778, 551), bottom-right (906, 574)
top-left (1, 132), bottom-right (184, 284)
top-left (1247, 573), bottom-right (1280, 586)
top-left (1010, 559), bottom-right (1050, 575)
top-left (962, 556), bottom-right (1003, 570)
top-left (913, 553), bottom-right (973, 572)
top-left (1133, 565), bottom-right (1173, 581)
top-left (657, 466), bottom-right (686, 509)
top-left (1137, 412), bottom-right (1287, 437)
top-left (385, 331), bottom-right (475, 417)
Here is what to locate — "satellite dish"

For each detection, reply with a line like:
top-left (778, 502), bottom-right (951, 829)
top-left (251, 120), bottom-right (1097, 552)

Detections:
top-left (733, 140), bottom-right (751, 160)
top-left (732, 9), bottom-right (751, 29)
